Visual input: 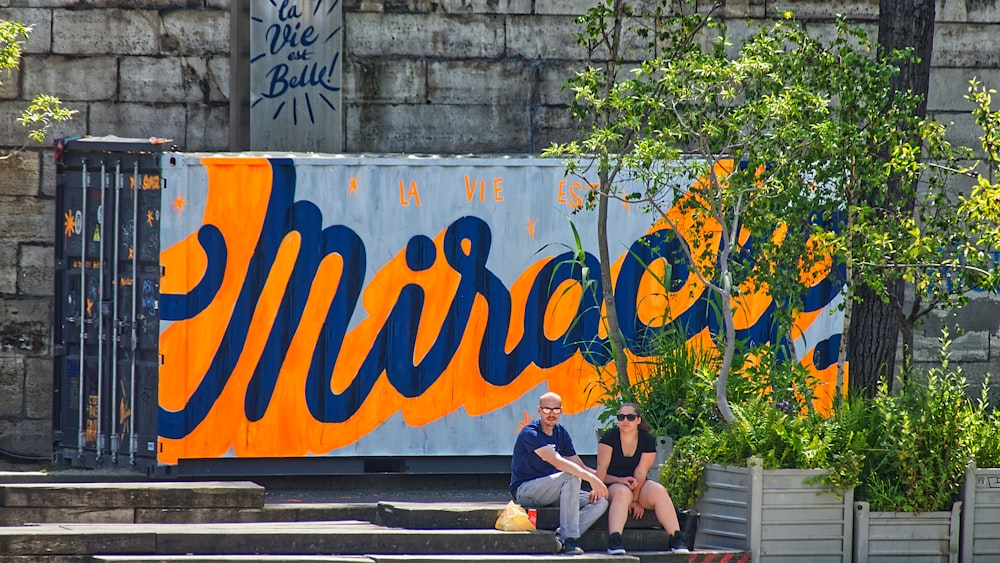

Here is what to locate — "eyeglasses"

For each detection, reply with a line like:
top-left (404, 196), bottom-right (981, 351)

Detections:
top-left (540, 406), bottom-right (562, 414)
top-left (616, 413), bottom-right (638, 421)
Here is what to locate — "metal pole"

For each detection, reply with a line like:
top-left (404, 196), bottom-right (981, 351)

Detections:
top-left (77, 160), bottom-right (88, 460)
top-left (95, 163), bottom-right (107, 463)
top-left (129, 162), bottom-right (139, 466)
top-left (110, 161), bottom-right (121, 464)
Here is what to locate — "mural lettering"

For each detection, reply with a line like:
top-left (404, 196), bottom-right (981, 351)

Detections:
top-left (398, 180), bottom-right (422, 206)
top-left (156, 158), bottom-right (844, 463)
top-left (558, 180), bottom-right (599, 209)
top-left (464, 175), bottom-right (505, 202)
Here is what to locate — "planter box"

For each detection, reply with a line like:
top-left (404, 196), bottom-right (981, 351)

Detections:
top-left (960, 462), bottom-right (1000, 563)
top-left (695, 458), bottom-right (853, 562)
top-left (649, 435), bottom-right (673, 481)
top-left (853, 500), bottom-right (961, 563)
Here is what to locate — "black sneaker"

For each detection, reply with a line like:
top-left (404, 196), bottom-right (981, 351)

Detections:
top-left (607, 531), bottom-right (626, 555)
top-left (668, 529), bottom-right (690, 553)
top-left (560, 537), bottom-right (585, 555)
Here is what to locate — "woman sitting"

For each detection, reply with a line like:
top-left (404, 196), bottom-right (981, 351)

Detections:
top-left (595, 403), bottom-right (689, 555)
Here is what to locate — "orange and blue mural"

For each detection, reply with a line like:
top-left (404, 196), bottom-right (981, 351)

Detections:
top-left (156, 156), bottom-right (844, 464)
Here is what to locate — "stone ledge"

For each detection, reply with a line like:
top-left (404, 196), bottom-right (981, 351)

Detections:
top-left (0, 481), bottom-right (264, 509)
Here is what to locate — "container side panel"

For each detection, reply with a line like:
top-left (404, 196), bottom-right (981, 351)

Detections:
top-left (155, 156), bottom-right (847, 464)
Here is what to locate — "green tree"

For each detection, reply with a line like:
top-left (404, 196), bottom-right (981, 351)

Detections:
top-left (547, 1), bottom-right (976, 420)
top-left (547, 0), bottom-right (713, 402)
top-left (0, 19), bottom-right (75, 146)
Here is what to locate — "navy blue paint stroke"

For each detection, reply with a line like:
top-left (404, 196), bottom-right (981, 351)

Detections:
top-left (160, 225), bottom-right (226, 321)
top-left (159, 159), bottom-right (298, 439)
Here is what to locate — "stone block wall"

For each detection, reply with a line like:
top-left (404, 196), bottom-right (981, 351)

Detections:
top-left (0, 0), bottom-right (998, 457)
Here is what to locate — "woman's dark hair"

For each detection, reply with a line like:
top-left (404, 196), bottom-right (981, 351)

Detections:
top-left (620, 402), bottom-right (651, 433)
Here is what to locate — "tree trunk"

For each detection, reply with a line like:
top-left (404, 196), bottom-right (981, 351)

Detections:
top-left (879, 0), bottom-right (934, 117)
top-left (596, 0), bottom-right (630, 391)
top-left (848, 282), bottom-right (903, 396)
top-left (599, 169), bottom-right (630, 390)
top-left (849, 0), bottom-right (935, 396)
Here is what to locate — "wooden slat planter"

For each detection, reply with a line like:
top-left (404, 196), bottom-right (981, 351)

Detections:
top-left (695, 458), bottom-right (853, 563)
top-left (649, 436), bottom-right (673, 481)
top-left (960, 463), bottom-right (1000, 563)
top-left (853, 501), bottom-right (961, 563)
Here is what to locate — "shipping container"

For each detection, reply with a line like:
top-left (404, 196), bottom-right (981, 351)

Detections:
top-left (53, 140), bottom-right (845, 476)
top-left (54, 136), bottom-right (168, 473)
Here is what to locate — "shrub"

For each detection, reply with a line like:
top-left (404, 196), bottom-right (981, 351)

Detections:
top-left (972, 393), bottom-right (1000, 469)
top-left (588, 326), bottom-right (720, 438)
top-left (660, 327), bottom-right (1000, 514)
top-left (858, 339), bottom-right (993, 512)
top-left (660, 394), bottom-right (865, 509)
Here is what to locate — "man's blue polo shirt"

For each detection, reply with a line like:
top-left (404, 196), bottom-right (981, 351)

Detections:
top-left (509, 419), bottom-right (577, 498)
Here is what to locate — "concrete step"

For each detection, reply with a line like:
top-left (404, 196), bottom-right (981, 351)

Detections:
top-left (0, 481), bottom-right (661, 531)
top-left (376, 501), bottom-right (661, 530)
top-left (90, 551), bottom-right (742, 562)
top-left (0, 470), bottom-right (142, 485)
top-left (0, 479), bottom-right (749, 562)
top-left (92, 556), bottom-right (640, 563)
top-left (0, 502), bottom-right (377, 526)
top-left (127, 502), bottom-right (379, 524)
top-left (94, 557), bottom-right (372, 563)
top-left (0, 481), bottom-right (266, 525)
top-left (0, 481), bottom-right (264, 509)
top-left (0, 520), bottom-right (557, 557)
top-left (0, 519), bottom-right (743, 561)
top-left (90, 553), bottom-right (731, 562)
top-left (95, 557), bottom-right (375, 563)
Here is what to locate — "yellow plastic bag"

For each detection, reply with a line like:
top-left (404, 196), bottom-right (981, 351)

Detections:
top-left (495, 500), bottom-right (536, 531)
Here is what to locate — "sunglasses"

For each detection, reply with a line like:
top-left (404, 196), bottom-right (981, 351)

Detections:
top-left (616, 413), bottom-right (638, 421)
top-left (540, 407), bottom-right (562, 414)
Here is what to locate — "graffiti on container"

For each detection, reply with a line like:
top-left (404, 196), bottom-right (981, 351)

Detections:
top-left (64, 211), bottom-right (80, 236)
top-left (120, 221), bottom-right (133, 246)
top-left (86, 394), bottom-right (98, 442)
top-left (558, 180), bottom-right (599, 209)
top-left (70, 259), bottom-right (104, 270)
top-left (464, 175), bottom-right (506, 202)
top-left (142, 280), bottom-right (158, 316)
top-left (171, 196), bottom-right (188, 218)
top-left (156, 158), bottom-right (845, 463)
top-left (130, 175), bottom-right (161, 191)
top-left (139, 376), bottom-right (154, 409)
top-left (398, 180), bottom-right (422, 206)
top-left (118, 379), bottom-right (131, 437)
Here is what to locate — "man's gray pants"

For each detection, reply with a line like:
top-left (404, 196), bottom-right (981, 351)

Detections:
top-left (514, 472), bottom-right (609, 540)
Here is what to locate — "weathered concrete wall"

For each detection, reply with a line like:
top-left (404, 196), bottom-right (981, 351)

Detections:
top-left (0, 0), bottom-right (999, 457)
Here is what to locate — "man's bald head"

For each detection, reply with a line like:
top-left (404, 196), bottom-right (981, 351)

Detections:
top-left (539, 391), bottom-right (562, 406)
